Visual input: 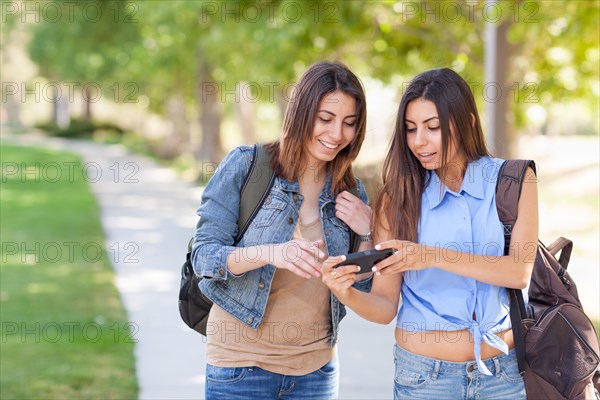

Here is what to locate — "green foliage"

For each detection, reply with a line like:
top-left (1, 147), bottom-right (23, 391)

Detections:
top-left (34, 118), bottom-right (125, 138)
top-left (508, 0), bottom-right (599, 126)
top-left (22, 1), bottom-right (600, 103)
top-left (27, 1), bottom-right (143, 94)
top-left (19, 0), bottom-right (600, 147)
top-left (0, 144), bottom-right (137, 399)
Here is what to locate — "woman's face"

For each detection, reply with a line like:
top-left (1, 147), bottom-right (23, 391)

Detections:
top-left (405, 98), bottom-right (464, 173)
top-left (305, 90), bottom-right (357, 167)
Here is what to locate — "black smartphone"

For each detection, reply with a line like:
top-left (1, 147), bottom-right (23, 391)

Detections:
top-left (336, 248), bottom-right (394, 274)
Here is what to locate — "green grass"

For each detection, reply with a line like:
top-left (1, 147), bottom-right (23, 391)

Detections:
top-left (0, 144), bottom-right (137, 399)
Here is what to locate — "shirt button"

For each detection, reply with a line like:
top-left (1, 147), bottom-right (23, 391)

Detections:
top-left (293, 194), bottom-right (299, 202)
top-left (288, 217), bottom-right (294, 225)
top-left (247, 317), bottom-right (254, 325)
top-left (218, 268), bottom-right (225, 276)
top-left (264, 196), bottom-right (271, 205)
top-left (258, 282), bottom-right (265, 289)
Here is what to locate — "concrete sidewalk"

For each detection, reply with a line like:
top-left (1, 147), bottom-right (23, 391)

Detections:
top-left (3, 133), bottom-right (394, 399)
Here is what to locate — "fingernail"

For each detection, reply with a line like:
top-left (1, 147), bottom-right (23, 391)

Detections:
top-left (375, 271), bottom-right (381, 276)
top-left (357, 266), bottom-right (361, 272)
top-left (375, 245), bottom-right (380, 250)
top-left (371, 266), bottom-right (377, 272)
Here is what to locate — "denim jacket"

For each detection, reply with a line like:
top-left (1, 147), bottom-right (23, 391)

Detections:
top-left (191, 145), bottom-right (372, 346)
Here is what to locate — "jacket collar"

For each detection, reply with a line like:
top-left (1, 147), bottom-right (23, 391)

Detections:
top-left (278, 173), bottom-right (336, 202)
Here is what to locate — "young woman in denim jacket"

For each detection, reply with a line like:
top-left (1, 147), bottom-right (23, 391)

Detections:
top-left (322, 68), bottom-right (538, 399)
top-left (191, 61), bottom-right (374, 399)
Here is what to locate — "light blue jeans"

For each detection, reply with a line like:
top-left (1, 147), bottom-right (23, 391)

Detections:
top-left (205, 355), bottom-right (339, 400)
top-left (393, 345), bottom-right (526, 400)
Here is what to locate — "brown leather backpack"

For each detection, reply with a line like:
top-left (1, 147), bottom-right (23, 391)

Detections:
top-left (496, 159), bottom-right (600, 400)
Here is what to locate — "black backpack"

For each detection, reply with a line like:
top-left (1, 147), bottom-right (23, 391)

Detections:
top-left (178, 144), bottom-right (274, 335)
top-left (178, 143), bottom-right (362, 335)
top-left (496, 160), bottom-right (600, 400)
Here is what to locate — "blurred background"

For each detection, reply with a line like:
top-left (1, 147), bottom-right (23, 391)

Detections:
top-left (1, 1), bottom-right (598, 399)
top-left (3, 0), bottom-right (598, 165)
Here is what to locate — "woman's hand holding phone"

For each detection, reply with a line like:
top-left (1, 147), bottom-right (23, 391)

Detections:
top-left (321, 255), bottom-right (361, 300)
top-left (321, 248), bottom-right (394, 301)
top-left (337, 248), bottom-right (394, 273)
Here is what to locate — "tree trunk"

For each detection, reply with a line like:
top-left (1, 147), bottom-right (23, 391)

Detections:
top-left (197, 62), bottom-right (223, 170)
top-left (484, 2), bottom-right (514, 159)
top-left (53, 85), bottom-right (70, 129)
top-left (82, 85), bottom-right (93, 121)
top-left (160, 95), bottom-right (190, 159)
top-left (234, 82), bottom-right (257, 145)
top-left (4, 92), bottom-right (23, 130)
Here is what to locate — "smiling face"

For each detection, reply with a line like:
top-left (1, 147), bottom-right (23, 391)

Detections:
top-left (405, 98), bottom-right (466, 184)
top-left (305, 90), bottom-right (357, 168)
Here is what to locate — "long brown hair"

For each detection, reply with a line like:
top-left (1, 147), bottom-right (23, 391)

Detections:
top-left (375, 68), bottom-right (490, 241)
top-left (265, 61), bottom-right (367, 194)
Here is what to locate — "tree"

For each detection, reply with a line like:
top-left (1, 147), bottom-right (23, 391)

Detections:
top-left (27, 0), bottom-right (142, 122)
top-left (21, 0), bottom-right (598, 164)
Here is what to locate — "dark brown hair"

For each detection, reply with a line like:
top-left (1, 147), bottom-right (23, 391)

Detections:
top-left (265, 61), bottom-right (367, 194)
top-left (375, 68), bottom-right (490, 241)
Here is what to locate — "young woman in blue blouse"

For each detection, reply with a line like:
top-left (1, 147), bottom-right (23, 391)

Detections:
top-left (323, 68), bottom-right (538, 399)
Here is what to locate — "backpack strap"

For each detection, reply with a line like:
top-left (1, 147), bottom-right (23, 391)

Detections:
top-left (236, 144), bottom-right (276, 243)
top-left (188, 144), bottom-right (274, 251)
top-left (494, 159), bottom-right (536, 375)
top-left (348, 184), bottom-right (361, 253)
top-left (237, 146), bottom-right (360, 252)
top-left (495, 159), bottom-right (537, 255)
top-left (546, 237), bottom-right (573, 270)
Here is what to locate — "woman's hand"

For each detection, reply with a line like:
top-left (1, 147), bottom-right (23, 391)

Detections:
top-left (371, 240), bottom-right (429, 276)
top-left (271, 239), bottom-right (326, 279)
top-left (321, 255), bottom-right (361, 301)
top-left (335, 191), bottom-right (372, 236)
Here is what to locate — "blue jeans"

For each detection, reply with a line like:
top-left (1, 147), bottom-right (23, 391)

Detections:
top-left (205, 356), bottom-right (339, 400)
top-left (393, 345), bottom-right (526, 400)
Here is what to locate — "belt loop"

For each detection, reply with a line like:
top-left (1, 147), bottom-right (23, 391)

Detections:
top-left (431, 360), bottom-right (441, 380)
top-left (493, 356), bottom-right (502, 376)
